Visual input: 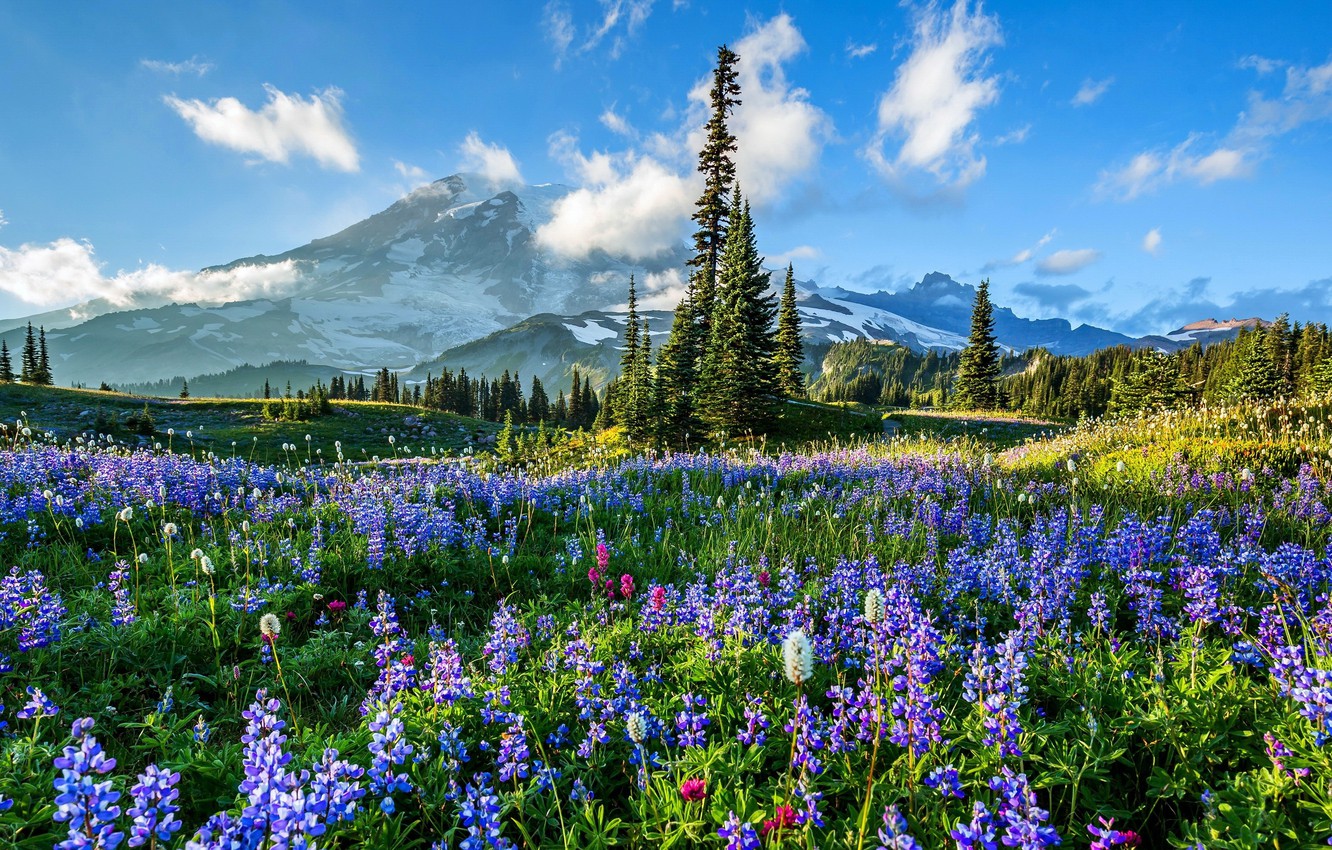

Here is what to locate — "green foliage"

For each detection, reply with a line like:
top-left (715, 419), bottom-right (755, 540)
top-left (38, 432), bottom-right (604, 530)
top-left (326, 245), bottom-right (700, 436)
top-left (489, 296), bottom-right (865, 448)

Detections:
top-left (1225, 327), bottom-right (1281, 401)
top-left (808, 340), bottom-right (964, 408)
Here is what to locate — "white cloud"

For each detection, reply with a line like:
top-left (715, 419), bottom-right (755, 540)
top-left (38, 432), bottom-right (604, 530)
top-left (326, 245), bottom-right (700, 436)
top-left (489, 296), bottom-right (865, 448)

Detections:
top-left (863, 0), bottom-right (1003, 191)
top-left (543, 1), bottom-right (575, 66)
top-left (0, 237), bottom-right (304, 310)
top-left (584, 0), bottom-right (654, 59)
top-left (637, 268), bottom-right (689, 309)
top-left (1096, 136), bottom-right (1251, 199)
top-left (0, 210), bottom-right (7, 229)
top-left (1071, 76), bottom-right (1114, 106)
top-left (1097, 54), bottom-right (1332, 200)
top-left (717, 13), bottom-right (833, 206)
top-left (1142, 227), bottom-right (1162, 256)
top-left (600, 107), bottom-right (634, 136)
top-left (141, 56), bottom-right (214, 76)
top-left (1035, 247), bottom-right (1101, 276)
top-left (539, 14), bottom-right (825, 259)
top-left (164, 84), bottom-right (359, 171)
top-left (847, 42), bottom-right (877, 60)
top-left (457, 132), bottom-right (523, 184)
top-left (1238, 55), bottom-right (1282, 75)
top-left (393, 160), bottom-right (428, 183)
top-left (536, 150), bottom-right (694, 260)
top-left (980, 228), bottom-right (1055, 272)
top-left (392, 160), bottom-right (431, 195)
top-left (994, 124), bottom-right (1029, 145)
top-left (769, 245), bottom-right (819, 267)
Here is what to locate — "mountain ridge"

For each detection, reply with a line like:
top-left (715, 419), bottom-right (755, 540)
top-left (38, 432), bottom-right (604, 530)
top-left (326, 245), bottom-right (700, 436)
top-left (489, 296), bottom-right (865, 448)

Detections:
top-left (0, 174), bottom-right (1260, 391)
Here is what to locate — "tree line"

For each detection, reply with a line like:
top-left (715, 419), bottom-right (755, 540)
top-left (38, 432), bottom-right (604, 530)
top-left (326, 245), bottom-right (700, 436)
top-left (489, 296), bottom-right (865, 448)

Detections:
top-left (0, 322), bottom-right (53, 386)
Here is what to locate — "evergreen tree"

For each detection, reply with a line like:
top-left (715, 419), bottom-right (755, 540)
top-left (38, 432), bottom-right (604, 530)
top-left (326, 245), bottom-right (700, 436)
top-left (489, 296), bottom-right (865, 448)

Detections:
top-left (36, 327), bottom-right (51, 385)
top-left (618, 275), bottom-right (645, 437)
top-left (179, 380), bottom-right (190, 399)
top-left (698, 193), bottom-right (777, 434)
top-left (0, 340), bottom-right (12, 383)
top-left (687, 44), bottom-right (742, 330)
top-left (497, 411), bottom-right (518, 463)
top-left (528, 376), bottom-right (550, 423)
top-left (634, 319), bottom-right (658, 440)
top-left (554, 389), bottom-right (568, 423)
top-left (1225, 327), bottom-right (1280, 401)
top-left (654, 305), bottom-right (701, 446)
top-left (569, 366), bottom-right (584, 427)
top-left (954, 278), bottom-right (1000, 410)
top-left (20, 322), bottom-right (37, 384)
top-left (772, 263), bottom-right (805, 398)
top-left (657, 44), bottom-right (741, 445)
top-left (1268, 313), bottom-right (1294, 394)
top-left (1108, 352), bottom-right (1177, 415)
top-left (583, 376), bottom-right (599, 425)
top-left (1311, 353), bottom-right (1332, 397)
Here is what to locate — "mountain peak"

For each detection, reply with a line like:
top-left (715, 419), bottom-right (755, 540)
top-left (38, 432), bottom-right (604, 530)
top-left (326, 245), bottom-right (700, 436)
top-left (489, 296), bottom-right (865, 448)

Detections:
top-left (914, 271), bottom-right (969, 294)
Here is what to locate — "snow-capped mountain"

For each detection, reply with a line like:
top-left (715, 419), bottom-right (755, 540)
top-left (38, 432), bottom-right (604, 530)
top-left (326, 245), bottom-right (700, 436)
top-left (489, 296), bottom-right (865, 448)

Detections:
top-left (2, 174), bottom-right (687, 385)
top-left (0, 173), bottom-right (1243, 392)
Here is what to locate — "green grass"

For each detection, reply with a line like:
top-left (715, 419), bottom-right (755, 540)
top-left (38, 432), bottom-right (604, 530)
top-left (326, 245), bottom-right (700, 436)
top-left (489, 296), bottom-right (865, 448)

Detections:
top-left (0, 383), bottom-right (499, 463)
top-left (882, 409), bottom-right (1069, 450)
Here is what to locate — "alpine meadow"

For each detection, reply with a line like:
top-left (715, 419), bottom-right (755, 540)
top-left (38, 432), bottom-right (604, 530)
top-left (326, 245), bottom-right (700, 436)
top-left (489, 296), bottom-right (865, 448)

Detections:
top-left (3, 3), bottom-right (1332, 850)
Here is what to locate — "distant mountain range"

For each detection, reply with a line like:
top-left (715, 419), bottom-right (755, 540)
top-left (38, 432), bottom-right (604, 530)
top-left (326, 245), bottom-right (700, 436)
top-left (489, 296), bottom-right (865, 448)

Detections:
top-left (0, 174), bottom-right (1265, 395)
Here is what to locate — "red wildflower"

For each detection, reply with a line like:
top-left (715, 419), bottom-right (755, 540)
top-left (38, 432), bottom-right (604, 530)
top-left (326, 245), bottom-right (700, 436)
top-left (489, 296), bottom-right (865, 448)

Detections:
top-left (679, 778), bottom-right (707, 802)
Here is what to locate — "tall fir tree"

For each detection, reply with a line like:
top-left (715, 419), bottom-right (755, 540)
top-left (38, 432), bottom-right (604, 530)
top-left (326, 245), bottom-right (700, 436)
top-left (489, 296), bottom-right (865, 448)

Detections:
top-left (955, 278), bottom-right (1000, 410)
top-left (36, 326), bottom-right (51, 385)
top-left (658, 44), bottom-right (741, 446)
top-left (0, 339), bottom-right (12, 383)
top-left (772, 263), bottom-right (805, 398)
top-left (528, 376), bottom-right (550, 422)
top-left (698, 193), bottom-right (777, 434)
top-left (618, 275), bottom-right (645, 436)
top-left (654, 306), bottom-right (700, 447)
top-left (20, 322), bottom-right (37, 384)
top-left (634, 319), bottom-right (658, 440)
top-left (583, 376), bottom-right (599, 425)
top-left (569, 365), bottom-right (585, 428)
top-left (687, 44), bottom-right (742, 330)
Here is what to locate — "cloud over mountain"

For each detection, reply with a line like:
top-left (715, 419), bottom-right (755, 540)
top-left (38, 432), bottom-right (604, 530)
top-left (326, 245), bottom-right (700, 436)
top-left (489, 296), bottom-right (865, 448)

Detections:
top-left (0, 236), bottom-right (302, 310)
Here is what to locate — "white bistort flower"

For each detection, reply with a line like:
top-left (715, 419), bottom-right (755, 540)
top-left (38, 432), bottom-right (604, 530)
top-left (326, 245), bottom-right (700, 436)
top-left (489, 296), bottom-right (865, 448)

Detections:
top-left (782, 629), bottom-right (815, 686)
top-left (626, 711), bottom-right (647, 744)
top-left (864, 588), bottom-right (885, 625)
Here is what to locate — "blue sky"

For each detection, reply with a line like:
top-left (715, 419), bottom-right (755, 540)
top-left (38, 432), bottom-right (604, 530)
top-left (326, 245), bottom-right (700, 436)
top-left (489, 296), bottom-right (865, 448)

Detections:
top-left (1, 1), bottom-right (1330, 335)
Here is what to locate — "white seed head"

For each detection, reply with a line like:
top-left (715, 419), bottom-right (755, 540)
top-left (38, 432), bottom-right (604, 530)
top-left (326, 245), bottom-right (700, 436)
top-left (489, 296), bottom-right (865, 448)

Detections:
top-left (199, 555), bottom-right (214, 576)
top-left (259, 613), bottom-right (281, 639)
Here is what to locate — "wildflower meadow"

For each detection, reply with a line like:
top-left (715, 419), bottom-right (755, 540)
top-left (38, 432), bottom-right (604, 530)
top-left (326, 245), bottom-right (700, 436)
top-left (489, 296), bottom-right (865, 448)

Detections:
top-left (2, 397), bottom-right (1332, 849)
